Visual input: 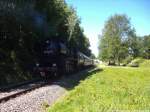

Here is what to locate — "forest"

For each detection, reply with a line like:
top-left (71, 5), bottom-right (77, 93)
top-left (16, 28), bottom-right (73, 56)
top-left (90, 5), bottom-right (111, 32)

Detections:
top-left (0, 0), bottom-right (91, 86)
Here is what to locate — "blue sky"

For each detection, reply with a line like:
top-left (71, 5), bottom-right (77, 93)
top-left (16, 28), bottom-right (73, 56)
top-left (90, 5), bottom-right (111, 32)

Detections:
top-left (65, 0), bottom-right (150, 56)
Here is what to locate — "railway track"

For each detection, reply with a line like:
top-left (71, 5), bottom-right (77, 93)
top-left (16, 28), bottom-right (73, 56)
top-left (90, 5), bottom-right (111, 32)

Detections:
top-left (0, 80), bottom-right (49, 103)
top-left (0, 67), bottom-right (99, 104)
top-left (0, 79), bottom-right (41, 92)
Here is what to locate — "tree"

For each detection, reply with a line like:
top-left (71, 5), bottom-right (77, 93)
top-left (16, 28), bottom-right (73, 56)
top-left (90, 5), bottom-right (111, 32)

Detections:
top-left (99, 14), bottom-right (135, 65)
top-left (127, 31), bottom-right (143, 58)
top-left (142, 35), bottom-right (150, 59)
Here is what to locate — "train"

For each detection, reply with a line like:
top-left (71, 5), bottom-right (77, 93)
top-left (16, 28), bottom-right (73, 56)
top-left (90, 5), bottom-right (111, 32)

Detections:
top-left (34, 39), bottom-right (94, 78)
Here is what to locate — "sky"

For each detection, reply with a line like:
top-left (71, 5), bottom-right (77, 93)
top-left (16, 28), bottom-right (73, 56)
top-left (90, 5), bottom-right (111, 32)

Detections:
top-left (65, 0), bottom-right (150, 57)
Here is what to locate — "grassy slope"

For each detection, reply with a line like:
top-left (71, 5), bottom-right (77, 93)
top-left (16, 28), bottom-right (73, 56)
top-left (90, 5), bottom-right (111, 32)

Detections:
top-left (140, 60), bottom-right (150, 68)
top-left (48, 61), bottom-right (150, 112)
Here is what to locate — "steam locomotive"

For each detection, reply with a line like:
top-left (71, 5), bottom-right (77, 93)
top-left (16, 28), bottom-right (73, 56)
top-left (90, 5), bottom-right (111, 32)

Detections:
top-left (34, 39), bottom-right (94, 78)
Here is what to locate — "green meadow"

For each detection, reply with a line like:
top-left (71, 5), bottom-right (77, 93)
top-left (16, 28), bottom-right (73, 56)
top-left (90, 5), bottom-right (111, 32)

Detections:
top-left (48, 60), bottom-right (150, 112)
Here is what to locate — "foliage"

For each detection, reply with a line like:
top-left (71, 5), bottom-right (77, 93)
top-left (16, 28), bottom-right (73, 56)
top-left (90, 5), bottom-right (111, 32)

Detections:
top-left (121, 56), bottom-right (133, 66)
top-left (127, 35), bottom-right (143, 58)
top-left (0, 0), bottom-right (91, 85)
top-left (141, 35), bottom-right (150, 59)
top-left (98, 14), bottom-right (150, 65)
top-left (48, 62), bottom-right (150, 112)
top-left (126, 58), bottom-right (150, 68)
top-left (127, 58), bottom-right (144, 67)
top-left (99, 14), bottom-right (135, 65)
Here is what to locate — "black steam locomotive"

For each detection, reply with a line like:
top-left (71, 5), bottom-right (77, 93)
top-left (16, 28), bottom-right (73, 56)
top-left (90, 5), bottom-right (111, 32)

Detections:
top-left (34, 39), bottom-right (94, 78)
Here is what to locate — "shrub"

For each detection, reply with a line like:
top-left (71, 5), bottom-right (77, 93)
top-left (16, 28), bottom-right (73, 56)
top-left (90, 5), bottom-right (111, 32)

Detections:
top-left (128, 58), bottom-right (144, 67)
top-left (122, 56), bottom-right (133, 66)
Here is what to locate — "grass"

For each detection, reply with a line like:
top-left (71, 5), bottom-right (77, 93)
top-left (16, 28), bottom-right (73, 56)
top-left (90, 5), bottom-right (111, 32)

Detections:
top-left (48, 60), bottom-right (150, 112)
top-left (140, 60), bottom-right (150, 68)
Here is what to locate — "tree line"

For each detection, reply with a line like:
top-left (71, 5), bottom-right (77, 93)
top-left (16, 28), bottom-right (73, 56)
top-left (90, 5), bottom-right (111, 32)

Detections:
top-left (98, 14), bottom-right (150, 65)
top-left (0, 0), bottom-right (91, 85)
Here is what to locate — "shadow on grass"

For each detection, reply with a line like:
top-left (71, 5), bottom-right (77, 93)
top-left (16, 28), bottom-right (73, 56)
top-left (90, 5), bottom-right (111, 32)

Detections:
top-left (53, 67), bottom-right (103, 90)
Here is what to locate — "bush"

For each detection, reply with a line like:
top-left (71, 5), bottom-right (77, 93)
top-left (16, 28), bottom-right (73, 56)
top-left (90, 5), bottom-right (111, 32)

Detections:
top-left (122, 56), bottom-right (133, 66)
top-left (128, 58), bottom-right (144, 67)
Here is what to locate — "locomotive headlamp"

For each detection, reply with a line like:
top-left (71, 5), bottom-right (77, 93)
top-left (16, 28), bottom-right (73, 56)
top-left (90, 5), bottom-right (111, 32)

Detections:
top-left (52, 63), bottom-right (56, 67)
top-left (36, 63), bottom-right (40, 67)
top-left (46, 40), bottom-right (49, 43)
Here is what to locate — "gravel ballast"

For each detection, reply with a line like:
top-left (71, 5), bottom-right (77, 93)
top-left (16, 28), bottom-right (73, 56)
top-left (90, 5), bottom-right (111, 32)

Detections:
top-left (0, 68), bottom-right (97, 112)
top-left (0, 84), bottom-right (66, 112)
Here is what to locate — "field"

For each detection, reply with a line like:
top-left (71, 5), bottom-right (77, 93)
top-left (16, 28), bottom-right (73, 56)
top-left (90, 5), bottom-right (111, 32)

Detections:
top-left (48, 60), bottom-right (150, 112)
